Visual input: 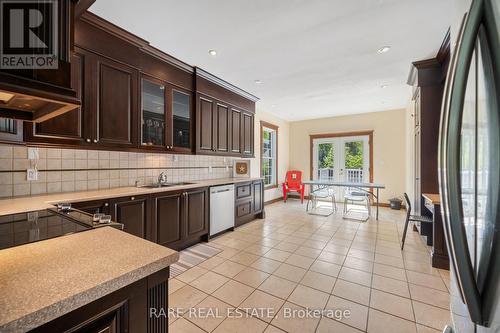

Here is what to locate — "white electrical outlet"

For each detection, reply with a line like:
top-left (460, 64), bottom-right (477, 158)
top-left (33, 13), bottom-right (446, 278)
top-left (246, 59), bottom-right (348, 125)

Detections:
top-left (27, 168), bottom-right (38, 181)
top-left (173, 155), bottom-right (178, 162)
top-left (208, 166), bottom-right (213, 173)
top-left (28, 147), bottom-right (39, 160)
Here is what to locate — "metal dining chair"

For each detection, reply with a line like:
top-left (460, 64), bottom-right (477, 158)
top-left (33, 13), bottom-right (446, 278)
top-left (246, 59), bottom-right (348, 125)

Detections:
top-left (306, 184), bottom-right (337, 215)
top-left (401, 193), bottom-right (433, 250)
top-left (343, 187), bottom-right (371, 221)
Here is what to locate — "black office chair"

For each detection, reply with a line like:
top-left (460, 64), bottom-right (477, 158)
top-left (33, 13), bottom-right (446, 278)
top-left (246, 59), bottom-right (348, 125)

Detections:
top-left (401, 193), bottom-right (433, 250)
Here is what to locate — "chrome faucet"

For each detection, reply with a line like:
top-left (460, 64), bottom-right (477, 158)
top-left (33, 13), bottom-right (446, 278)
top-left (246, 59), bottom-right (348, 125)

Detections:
top-left (158, 172), bottom-right (168, 185)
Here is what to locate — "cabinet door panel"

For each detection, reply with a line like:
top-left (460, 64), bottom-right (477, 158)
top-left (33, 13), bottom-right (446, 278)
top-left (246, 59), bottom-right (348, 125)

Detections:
top-left (185, 189), bottom-right (208, 238)
top-left (111, 196), bottom-right (147, 239)
top-left (172, 89), bottom-right (192, 151)
top-left (231, 108), bottom-right (242, 154)
top-left (96, 58), bottom-right (138, 147)
top-left (153, 193), bottom-right (183, 248)
top-left (253, 181), bottom-right (263, 212)
top-left (216, 103), bottom-right (229, 152)
top-left (198, 97), bottom-right (215, 152)
top-left (242, 112), bottom-right (254, 156)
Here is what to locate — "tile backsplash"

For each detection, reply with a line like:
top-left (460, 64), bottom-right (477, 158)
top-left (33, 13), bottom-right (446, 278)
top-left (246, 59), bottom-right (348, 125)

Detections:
top-left (0, 145), bottom-right (238, 198)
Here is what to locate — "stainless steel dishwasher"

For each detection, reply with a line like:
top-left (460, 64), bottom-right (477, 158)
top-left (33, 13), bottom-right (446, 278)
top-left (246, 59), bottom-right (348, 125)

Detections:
top-left (209, 184), bottom-right (235, 237)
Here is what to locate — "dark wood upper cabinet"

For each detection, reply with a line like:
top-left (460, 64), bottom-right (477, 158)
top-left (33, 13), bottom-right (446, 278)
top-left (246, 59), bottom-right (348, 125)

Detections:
top-left (95, 57), bottom-right (138, 147)
top-left (195, 69), bottom-right (258, 157)
top-left (216, 103), bottom-right (230, 153)
top-left (242, 112), bottom-right (254, 157)
top-left (22, 14), bottom-right (257, 157)
top-left (230, 108), bottom-right (242, 154)
top-left (197, 96), bottom-right (216, 153)
top-left (140, 75), bottom-right (167, 149)
top-left (171, 88), bottom-right (193, 152)
top-left (110, 195), bottom-right (149, 239)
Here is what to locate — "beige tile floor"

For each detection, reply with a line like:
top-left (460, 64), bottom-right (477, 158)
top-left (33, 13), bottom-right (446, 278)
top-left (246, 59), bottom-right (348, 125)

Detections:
top-left (168, 200), bottom-right (451, 333)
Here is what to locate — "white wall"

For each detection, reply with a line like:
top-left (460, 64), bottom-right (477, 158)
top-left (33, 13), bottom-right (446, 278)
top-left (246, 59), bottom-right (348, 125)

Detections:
top-left (251, 109), bottom-right (290, 202)
top-left (289, 109), bottom-right (407, 203)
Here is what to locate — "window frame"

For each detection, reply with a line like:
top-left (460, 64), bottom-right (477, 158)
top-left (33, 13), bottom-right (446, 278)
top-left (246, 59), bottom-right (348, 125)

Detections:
top-left (260, 121), bottom-right (279, 189)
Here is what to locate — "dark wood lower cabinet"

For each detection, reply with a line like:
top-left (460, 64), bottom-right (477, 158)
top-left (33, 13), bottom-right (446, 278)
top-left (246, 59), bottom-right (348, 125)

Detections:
top-left (29, 268), bottom-right (169, 333)
top-left (235, 180), bottom-right (265, 227)
top-left (151, 187), bottom-right (208, 251)
top-left (185, 188), bottom-right (209, 244)
top-left (72, 199), bottom-right (110, 215)
top-left (72, 183), bottom-right (260, 250)
top-left (151, 192), bottom-right (184, 249)
top-left (110, 195), bottom-right (149, 240)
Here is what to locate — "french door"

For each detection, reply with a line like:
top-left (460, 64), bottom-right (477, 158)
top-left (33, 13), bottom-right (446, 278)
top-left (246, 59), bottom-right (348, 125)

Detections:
top-left (312, 135), bottom-right (370, 199)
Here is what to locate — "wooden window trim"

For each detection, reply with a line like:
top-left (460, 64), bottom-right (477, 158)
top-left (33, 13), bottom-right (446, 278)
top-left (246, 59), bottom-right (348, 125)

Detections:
top-left (260, 121), bottom-right (279, 189)
top-left (309, 130), bottom-right (374, 191)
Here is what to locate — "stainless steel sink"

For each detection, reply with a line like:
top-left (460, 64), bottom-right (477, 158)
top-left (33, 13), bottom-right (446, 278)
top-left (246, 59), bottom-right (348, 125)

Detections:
top-left (140, 182), bottom-right (195, 188)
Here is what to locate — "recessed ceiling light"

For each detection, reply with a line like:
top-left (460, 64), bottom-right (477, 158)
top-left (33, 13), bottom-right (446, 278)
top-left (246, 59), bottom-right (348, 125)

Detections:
top-left (377, 46), bottom-right (391, 53)
top-left (380, 84), bottom-right (388, 88)
top-left (208, 49), bottom-right (217, 56)
top-left (254, 80), bottom-right (262, 84)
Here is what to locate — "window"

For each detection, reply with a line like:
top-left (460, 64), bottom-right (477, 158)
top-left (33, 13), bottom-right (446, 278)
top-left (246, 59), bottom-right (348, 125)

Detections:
top-left (260, 121), bottom-right (278, 188)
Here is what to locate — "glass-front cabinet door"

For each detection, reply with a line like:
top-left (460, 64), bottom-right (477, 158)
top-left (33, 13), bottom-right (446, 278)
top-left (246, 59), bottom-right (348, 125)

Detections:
top-left (172, 89), bottom-right (191, 151)
top-left (141, 75), bottom-right (193, 152)
top-left (141, 77), bottom-right (166, 147)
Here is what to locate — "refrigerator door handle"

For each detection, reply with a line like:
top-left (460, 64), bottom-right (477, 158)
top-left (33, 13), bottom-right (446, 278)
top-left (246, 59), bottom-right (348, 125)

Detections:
top-left (439, 0), bottom-right (483, 325)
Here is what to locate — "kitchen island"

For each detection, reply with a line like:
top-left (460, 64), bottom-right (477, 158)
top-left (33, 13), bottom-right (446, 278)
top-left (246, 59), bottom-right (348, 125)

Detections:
top-left (0, 227), bottom-right (178, 332)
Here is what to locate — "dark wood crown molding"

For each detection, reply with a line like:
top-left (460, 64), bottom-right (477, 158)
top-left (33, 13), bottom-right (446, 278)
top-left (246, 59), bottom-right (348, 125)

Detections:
top-left (195, 67), bottom-right (259, 102)
top-left (79, 12), bottom-right (193, 73)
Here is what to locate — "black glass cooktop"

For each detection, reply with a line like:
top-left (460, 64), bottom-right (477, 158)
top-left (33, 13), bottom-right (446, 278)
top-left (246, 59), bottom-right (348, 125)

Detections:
top-left (0, 208), bottom-right (120, 250)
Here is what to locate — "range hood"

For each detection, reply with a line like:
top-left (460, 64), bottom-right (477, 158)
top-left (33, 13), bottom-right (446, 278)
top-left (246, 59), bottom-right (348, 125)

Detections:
top-left (0, 80), bottom-right (80, 123)
top-left (0, 0), bottom-right (80, 123)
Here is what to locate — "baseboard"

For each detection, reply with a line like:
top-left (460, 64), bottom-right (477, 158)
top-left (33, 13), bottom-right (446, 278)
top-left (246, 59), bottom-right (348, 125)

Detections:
top-left (264, 197), bottom-right (283, 205)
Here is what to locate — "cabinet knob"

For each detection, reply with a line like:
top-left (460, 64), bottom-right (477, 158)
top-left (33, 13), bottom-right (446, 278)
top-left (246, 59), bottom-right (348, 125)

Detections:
top-left (131, 196), bottom-right (135, 201)
top-left (93, 139), bottom-right (98, 143)
top-left (86, 138), bottom-right (91, 143)
top-left (104, 203), bottom-right (109, 207)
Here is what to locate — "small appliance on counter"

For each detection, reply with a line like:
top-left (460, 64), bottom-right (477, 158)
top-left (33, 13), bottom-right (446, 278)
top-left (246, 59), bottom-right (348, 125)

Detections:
top-left (0, 203), bottom-right (123, 250)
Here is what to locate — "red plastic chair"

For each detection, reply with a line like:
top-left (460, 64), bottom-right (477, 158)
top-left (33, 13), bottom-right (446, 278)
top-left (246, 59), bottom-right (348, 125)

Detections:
top-left (282, 170), bottom-right (305, 203)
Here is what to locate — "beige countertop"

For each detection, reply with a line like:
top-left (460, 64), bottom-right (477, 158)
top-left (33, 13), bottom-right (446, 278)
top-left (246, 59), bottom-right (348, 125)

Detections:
top-left (0, 227), bottom-right (179, 332)
top-left (0, 177), bottom-right (262, 216)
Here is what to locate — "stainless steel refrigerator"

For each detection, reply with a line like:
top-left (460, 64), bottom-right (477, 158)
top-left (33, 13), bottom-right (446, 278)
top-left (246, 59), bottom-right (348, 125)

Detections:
top-left (439, 0), bottom-right (499, 332)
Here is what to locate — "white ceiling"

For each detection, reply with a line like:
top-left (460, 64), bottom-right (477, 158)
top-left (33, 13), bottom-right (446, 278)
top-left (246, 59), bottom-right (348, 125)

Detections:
top-left (90, 0), bottom-right (453, 121)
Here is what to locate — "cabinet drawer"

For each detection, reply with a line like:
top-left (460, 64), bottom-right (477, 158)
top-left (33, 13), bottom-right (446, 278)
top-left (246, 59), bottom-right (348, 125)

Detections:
top-left (236, 184), bottom-right (252, 199)
top-left (236, 201), bottom-right (252, 217)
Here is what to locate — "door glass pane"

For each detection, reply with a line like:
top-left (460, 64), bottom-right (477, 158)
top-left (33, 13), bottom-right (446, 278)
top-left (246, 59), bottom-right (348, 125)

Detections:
top-left (344, 141), bottom-right (364, 183)
top-left (317, 143), bottom-right (334, 181)
top-left (142, 79), bottom-right (165, 146)
top-left (460, 47), bottom-right (476, 268)
top-left (173, 90), bottom-right (190, 148)
top-left (475, 27), bottom-right (498, 291)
